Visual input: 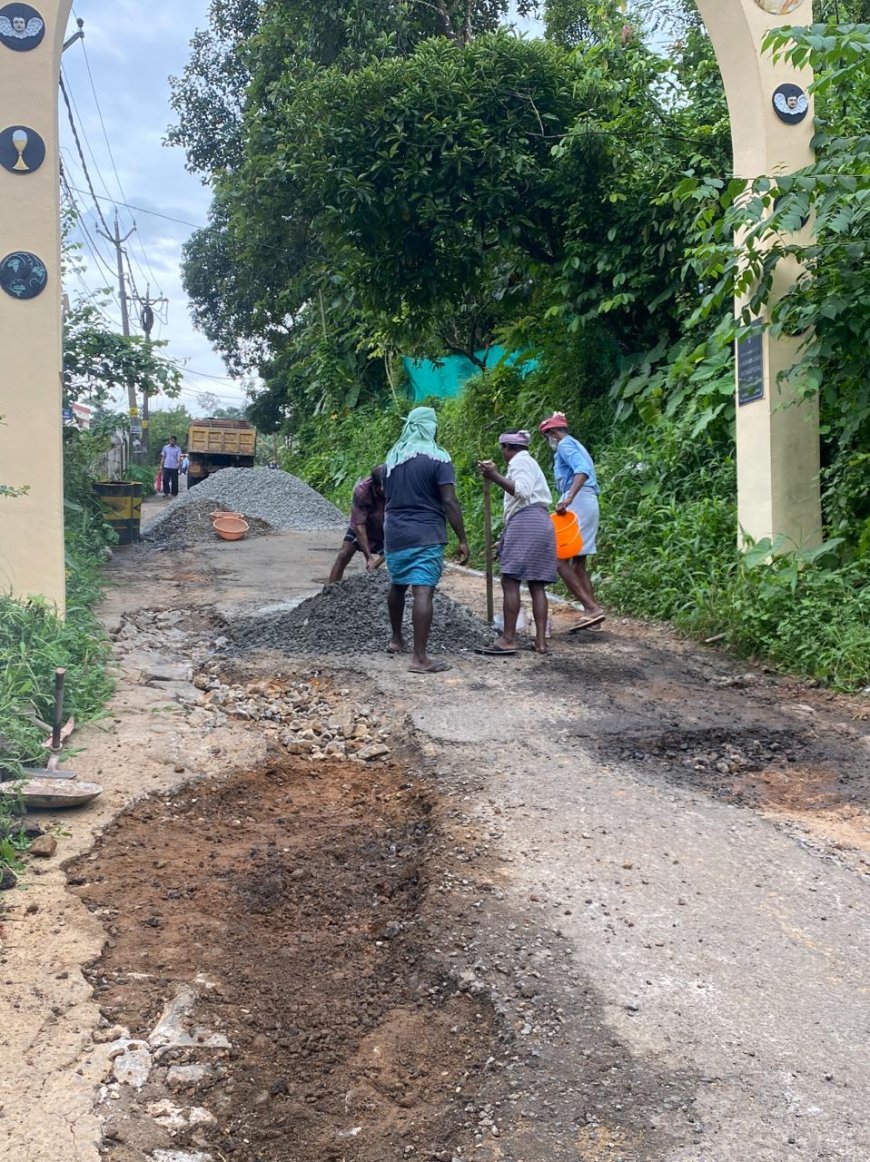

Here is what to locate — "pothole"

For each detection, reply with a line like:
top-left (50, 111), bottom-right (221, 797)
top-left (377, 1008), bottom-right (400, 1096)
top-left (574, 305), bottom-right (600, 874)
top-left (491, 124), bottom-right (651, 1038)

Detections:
top-left (68, 755), bottom-right (499, 1161)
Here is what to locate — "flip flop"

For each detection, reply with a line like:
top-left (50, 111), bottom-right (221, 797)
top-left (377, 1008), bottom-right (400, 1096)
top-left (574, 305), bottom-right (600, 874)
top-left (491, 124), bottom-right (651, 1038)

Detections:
top-left (408, 659), bottom-right (452, 673)
top-left (475, 645), bottom-right (518, 656)
top-left (567, 614), bottom-right (606, 633)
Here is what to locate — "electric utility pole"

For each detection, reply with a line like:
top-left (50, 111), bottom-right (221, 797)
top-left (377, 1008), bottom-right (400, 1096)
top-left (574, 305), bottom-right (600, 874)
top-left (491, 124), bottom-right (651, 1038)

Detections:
top-left (137, 285), bottom-right (168, 461)
top-left (97, 211), bottom-right (136, 416)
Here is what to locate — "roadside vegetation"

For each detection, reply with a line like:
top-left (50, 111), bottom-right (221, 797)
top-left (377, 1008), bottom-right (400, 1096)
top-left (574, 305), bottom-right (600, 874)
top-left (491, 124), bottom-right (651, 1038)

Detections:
top-left (0, 427), bottom-right (117, 879)
top-left (0, 237), bottom-right (180, 877)
top-left (171, 0), bottom-right (869, 691)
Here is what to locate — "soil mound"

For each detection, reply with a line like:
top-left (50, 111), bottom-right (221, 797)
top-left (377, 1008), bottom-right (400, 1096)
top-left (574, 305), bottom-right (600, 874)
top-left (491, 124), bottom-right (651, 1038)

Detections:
top-left (235, 570), bottom-right (493, 656)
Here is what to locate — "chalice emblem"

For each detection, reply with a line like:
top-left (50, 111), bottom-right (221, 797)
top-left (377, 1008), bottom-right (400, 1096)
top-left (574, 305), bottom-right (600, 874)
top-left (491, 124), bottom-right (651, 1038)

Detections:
top-left (12, 127), bottom-right (29, 170)
top-left (0, 124), bottom-right (45, 173)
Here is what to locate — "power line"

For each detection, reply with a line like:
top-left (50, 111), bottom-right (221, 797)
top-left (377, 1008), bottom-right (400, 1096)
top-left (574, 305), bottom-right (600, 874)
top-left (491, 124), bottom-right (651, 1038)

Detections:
top-left (61, 63), bottom-right (117, 206)
top-left (78, 38), bottom-right (126, 204)
top-left (62, 185), bottom-right (204, 230)
top-left (174, 365), bottom-right (244, 383)
top-left (59, 73), bottom-right (111, 235)
top-left (76, 37), bottom-right (166, 298)
top-left (60, 158), bottom-right (126, 305)
top-left (69, 5), bottom-right (168, 298)
top-left (61, 59), bottom-right (172, 318)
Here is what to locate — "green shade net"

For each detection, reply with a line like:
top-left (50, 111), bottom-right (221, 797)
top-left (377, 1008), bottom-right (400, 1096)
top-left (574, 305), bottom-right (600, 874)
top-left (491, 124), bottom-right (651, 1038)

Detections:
top-left (403, 347), bottom-right (537, 401)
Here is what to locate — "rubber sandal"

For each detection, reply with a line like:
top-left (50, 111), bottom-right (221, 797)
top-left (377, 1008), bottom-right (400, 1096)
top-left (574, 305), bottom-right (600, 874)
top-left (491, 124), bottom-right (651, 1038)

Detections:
top-left (475, 645), bottom-right (518, 656)
top-left (567, 615), bottom-right (606, 633)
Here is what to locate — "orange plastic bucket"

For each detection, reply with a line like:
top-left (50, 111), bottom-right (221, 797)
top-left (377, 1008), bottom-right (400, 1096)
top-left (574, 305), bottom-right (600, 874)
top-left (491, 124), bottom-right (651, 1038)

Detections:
top-left (212, 515), bottom-right (250, 541)
top-left (550, 511), bottom-right (583, 559)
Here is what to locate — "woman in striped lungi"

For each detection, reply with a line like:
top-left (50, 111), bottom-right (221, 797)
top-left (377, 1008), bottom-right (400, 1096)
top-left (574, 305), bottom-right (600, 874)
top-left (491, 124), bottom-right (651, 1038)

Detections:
top-left (478, 430), bottom-right (556, 655)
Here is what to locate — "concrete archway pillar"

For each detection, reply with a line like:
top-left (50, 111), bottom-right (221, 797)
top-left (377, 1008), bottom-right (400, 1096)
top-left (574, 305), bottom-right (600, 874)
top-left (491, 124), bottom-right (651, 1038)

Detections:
top-left (0, 1), bottom-right (72, 614)
top-left (695, 0), bottom-right (823, 550)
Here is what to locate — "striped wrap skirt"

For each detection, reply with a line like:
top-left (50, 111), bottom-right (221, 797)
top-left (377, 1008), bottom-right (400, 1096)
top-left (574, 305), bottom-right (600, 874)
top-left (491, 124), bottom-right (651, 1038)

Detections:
top-left (496, 503), bottom-right (557, 584)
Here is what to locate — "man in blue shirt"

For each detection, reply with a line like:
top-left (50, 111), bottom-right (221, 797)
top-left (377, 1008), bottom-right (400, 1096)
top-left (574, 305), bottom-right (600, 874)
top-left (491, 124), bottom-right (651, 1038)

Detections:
top-left (539, 412), bottom-right (605, 630)
top-left (159, 435), bottom-right (182, 498)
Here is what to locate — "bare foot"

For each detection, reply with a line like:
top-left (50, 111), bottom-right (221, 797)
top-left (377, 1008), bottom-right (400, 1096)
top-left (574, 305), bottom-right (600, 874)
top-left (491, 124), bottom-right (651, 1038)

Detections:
top-left (408, 657), bottom-right (451, 673)
top-left (386, 637), bottom-right (406, 654)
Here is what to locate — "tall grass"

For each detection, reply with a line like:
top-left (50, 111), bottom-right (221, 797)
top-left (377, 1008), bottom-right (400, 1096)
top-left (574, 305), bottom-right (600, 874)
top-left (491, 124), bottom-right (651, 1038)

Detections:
top-left (1, 431), bottom-right (116, 875)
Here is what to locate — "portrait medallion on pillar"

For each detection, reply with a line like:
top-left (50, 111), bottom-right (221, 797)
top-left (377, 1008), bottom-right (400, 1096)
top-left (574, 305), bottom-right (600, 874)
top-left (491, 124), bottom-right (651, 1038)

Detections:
top-left (0, 4), bottom-right (45, 50)
top-left (753, 0), bottom-right (806, 14)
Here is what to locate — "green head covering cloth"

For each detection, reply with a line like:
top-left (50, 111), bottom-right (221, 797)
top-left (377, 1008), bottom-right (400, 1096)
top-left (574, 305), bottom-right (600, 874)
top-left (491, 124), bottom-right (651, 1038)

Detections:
top-left (385, 406), bottom-right (451, 475)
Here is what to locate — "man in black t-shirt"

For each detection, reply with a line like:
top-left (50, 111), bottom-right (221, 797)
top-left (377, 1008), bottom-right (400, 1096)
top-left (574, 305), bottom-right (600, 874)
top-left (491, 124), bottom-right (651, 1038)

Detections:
top-left (384, 408), bottom-right (468, 673)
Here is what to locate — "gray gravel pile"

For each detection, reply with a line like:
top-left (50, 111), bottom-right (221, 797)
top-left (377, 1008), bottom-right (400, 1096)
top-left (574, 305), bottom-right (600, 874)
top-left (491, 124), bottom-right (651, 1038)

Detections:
top-left (143, 499), bottom-right (276, 545)
top-left (233, 571), bottom-right (493, 656)
top-left (144, 467), bottom-right (346, 541)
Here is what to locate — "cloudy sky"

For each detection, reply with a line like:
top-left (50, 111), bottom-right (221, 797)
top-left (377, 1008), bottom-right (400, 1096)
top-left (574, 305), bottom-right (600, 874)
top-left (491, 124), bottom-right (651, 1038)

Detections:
top-left (60, 0), bottom-right (243, 414)
top-left (59, 1), bottom-right (545, 418)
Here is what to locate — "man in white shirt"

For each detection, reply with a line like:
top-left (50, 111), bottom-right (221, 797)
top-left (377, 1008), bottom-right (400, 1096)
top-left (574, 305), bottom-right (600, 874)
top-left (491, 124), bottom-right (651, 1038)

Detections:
top-left (478, 430), bottom-right (557, 655)
top-left (159, 435), bottom-right (182, 497)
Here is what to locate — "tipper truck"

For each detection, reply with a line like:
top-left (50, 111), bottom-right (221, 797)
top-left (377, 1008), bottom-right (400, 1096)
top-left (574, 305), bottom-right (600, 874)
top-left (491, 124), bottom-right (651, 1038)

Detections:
top-left (186, 418), bottom-right (257, 486)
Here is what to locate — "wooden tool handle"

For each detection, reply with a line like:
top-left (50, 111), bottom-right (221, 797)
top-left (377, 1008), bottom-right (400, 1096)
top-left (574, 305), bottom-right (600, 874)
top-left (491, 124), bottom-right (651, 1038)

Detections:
top-left (51, 668), bottom-right (66, 751)
top-left (483, 480), bottom-right (494, 626)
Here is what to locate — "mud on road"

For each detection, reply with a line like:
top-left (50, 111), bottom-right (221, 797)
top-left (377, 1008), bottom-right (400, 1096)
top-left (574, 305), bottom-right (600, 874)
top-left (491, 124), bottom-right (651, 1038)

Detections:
top-left (69, 746), bottom-right (500, 1162)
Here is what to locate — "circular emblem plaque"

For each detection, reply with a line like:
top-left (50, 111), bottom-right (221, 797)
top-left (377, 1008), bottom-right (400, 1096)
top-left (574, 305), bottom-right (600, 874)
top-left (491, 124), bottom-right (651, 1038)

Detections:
top-left (772, 83), bottom-right (809, 124)
top-left (0, 125), bottom-right (46, 174)
top-left (0, 4), bottom-right (45, 51)
top-left (0, 251), bottom-right (48, 299)
top-left (754, 0), bottom-right (806, 13)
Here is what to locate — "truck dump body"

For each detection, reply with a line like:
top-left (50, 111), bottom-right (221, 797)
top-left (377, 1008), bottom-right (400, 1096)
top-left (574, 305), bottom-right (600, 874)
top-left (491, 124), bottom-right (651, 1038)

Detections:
top-left (187, 418), bottom-right (256, 484)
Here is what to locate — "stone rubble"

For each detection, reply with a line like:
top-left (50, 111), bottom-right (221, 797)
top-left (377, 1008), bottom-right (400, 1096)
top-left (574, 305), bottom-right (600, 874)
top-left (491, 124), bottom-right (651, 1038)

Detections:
top-left (204, 673), bottom-right (394, 763)
top-left (97, 977), bottom-right (232, 1156)
top-left (109, 606), bottom-right (399, 763)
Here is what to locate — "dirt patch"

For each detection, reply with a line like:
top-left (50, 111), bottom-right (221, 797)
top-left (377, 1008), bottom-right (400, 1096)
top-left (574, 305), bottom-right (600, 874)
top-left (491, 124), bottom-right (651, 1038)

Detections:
top-left (68, 755), bottom-right (498, 1161)
top-left (232, 570), bottom-right (493, 657)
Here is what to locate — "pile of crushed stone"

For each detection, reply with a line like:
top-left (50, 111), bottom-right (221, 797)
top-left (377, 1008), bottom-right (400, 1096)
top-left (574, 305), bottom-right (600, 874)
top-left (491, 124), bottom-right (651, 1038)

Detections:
top-left (143, 498), bottom-right (276, 546)
top-left (232, 570), bottom-right (494, 656)
top-left (143, 467), bottom-right (346, 542)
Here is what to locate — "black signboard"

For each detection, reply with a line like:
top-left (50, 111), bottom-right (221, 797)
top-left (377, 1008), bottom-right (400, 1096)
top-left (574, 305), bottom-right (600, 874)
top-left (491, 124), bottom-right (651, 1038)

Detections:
top-left (737, 324), bottom-right (765, 406)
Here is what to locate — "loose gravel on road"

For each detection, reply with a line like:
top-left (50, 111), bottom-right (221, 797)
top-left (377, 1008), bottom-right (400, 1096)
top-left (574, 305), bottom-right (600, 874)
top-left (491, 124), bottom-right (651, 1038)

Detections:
top-left (142, 498), bottom-right (277, 545)
top-left (233, 571), bottom-right (494, 656)
top-left (143, 467), bottom-right (346, 543)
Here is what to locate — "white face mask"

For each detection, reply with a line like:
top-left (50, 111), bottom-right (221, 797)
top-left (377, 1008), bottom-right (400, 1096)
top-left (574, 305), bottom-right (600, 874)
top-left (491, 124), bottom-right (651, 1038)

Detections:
top-left (546, 434), bottom-right (560, 450)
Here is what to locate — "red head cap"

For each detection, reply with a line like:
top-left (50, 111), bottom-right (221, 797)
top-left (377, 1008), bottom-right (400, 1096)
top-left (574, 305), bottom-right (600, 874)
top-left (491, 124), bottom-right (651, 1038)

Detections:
top-left (538, 412), bottom-right (568, 434)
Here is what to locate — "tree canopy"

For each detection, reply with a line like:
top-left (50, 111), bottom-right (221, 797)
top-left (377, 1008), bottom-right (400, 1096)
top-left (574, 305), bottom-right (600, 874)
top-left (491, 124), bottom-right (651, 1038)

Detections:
top-left (171, 0), bottom-right (869, 549)
top-left (63, 300), bottom-right (181, 408)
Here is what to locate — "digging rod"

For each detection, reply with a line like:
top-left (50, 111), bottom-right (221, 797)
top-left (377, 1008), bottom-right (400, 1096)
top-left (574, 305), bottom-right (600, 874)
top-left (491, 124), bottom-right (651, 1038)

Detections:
top-left (483, 480), bottom-right (494, 625)
top-left (51, 668), bottom-right (66, 751)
